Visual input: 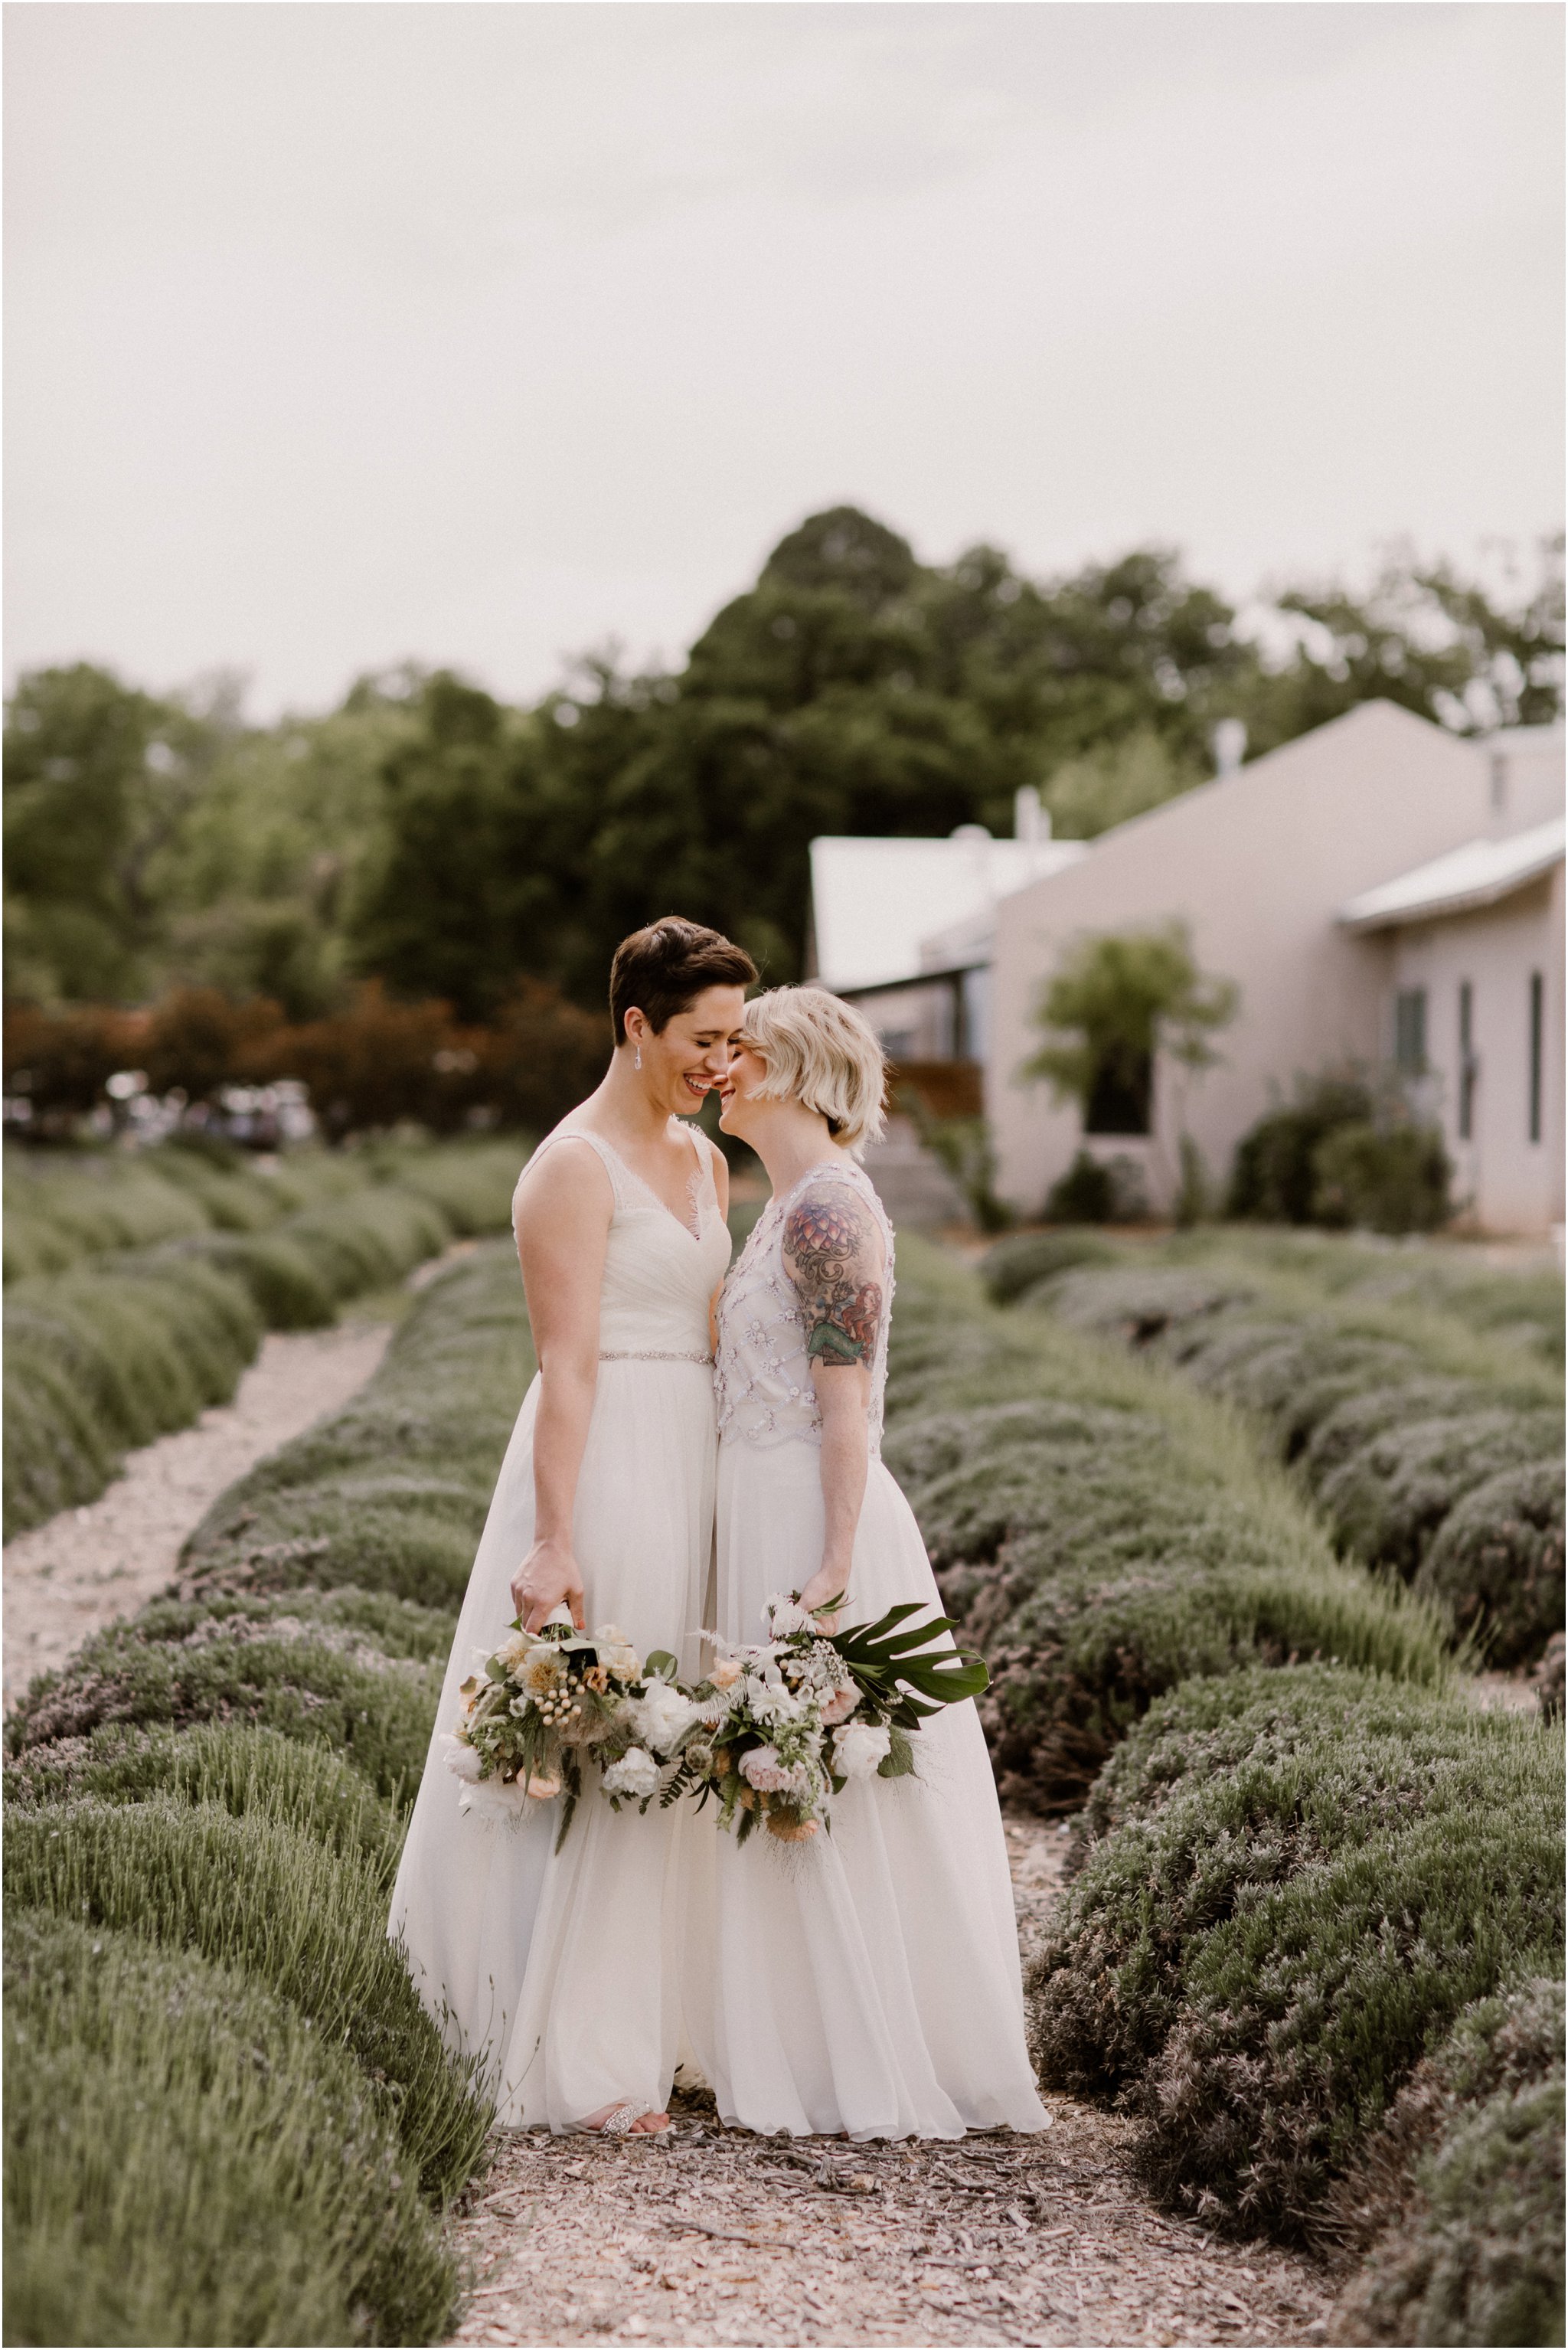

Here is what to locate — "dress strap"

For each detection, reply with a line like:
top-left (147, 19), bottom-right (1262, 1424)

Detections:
top-left (521, 1128), bottom-right (633, 1212)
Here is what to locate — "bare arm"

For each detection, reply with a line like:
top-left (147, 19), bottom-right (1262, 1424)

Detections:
top-left (779, 1182), bottom-right (885, 1629)
top-left (510, 1140), bottom-right (612, 1631)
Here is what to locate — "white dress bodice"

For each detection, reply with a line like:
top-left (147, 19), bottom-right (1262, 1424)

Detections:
top-left (714, 1159), bottom-right (894, 1457)
top-left (516, 1124), bottom-right (730, 1360)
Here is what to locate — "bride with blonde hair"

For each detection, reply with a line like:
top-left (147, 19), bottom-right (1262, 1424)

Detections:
top-left (691, 985), bottom-right (1047, 2140)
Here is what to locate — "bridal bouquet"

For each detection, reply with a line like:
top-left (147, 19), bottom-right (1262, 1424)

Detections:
top-left (660, 1594), bottom-right (989, 1846)
top-left (440, 1611), bottom-right (697, 1848)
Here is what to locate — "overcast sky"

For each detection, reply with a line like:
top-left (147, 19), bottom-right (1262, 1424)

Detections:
top-left (6, 2), bottom-right (1563, 720)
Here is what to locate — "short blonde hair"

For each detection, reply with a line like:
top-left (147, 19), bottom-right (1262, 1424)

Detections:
top-left (739, 987), bottom-right (887, 1157)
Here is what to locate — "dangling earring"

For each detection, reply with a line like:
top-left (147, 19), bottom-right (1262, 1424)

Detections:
top-left (634, 1044), bottom-right (642, 1072)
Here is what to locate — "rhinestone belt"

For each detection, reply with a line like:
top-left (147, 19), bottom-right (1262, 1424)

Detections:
top-left (599, 1348), bottom-right (714, 1365)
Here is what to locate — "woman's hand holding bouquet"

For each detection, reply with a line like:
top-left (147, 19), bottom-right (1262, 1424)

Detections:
top-left (444, 1592), bottom-right (988, 1852)
top-left (662, 1592), bottom-right (989, 1846)
top-left (440, 1610), bottom-right (694, 1850)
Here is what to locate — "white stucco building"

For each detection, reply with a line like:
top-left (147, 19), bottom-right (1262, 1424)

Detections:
top-left (807, 793), bottom-right (1084, 1063)
top-left (985, 703), bottom-right (1564, 1235)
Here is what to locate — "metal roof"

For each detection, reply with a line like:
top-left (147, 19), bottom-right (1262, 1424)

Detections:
top-left (1338, 816), bottom-right (1566, 931)
top-left (808, 834), bottom-right (1086, 992)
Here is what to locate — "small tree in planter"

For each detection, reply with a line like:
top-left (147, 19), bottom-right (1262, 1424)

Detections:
top-left (1022, 923), bottom-right (1237, 1211)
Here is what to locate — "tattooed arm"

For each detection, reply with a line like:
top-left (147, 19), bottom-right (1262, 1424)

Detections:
top-left (781, 1182), bottom-right (886, 1626)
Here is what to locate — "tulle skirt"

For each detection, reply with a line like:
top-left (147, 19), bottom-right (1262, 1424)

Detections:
top-left (685, 1437), bottom-right (1050, 2140)
top-left (387, 1358), bottom-right (717, 2130)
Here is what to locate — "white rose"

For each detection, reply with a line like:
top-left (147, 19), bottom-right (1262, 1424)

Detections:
top-left (592, 1623), bottom-right (643, 1679)
top-left (766, 1596), bottom-right (810, 1637)
top-left (832, 1723), bottom-right (892, 1782)
top-left (439, 1732), bottom-right (483, 1783)
top-left (632, 1681), bottom-right (698, 1756)
top-left (603, 1746), bottom-right (662, 1800)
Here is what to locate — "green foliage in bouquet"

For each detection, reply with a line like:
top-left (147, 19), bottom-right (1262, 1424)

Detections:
top-left (658, 1597), bottom-right (990, 1848)
top-left (829, 1603), bottom-right (990, 1725)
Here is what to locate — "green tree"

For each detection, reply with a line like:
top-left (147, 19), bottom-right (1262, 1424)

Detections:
top-left (3, 664), bottom-right (227, 1002)
top-left (1023, 924), bottom-right (1238, 1136)
top-left (1236, 538), bottom-right (1566, 753)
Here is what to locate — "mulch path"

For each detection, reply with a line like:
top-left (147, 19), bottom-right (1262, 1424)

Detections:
top-left (444, 1817), bottom-right (1334, 2350)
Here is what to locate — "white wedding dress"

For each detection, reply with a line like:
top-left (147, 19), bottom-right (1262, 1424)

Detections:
top-left (688, 1159), bottom-right (1048, 2140)
top-left (388, 1124), bottom-right (730, 2130)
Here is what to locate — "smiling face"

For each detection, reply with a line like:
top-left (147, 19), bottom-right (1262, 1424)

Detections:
top-left (716, 1032), bottom-right (770, 1141)
top-left (626, 985), bottom-right (748, 1116)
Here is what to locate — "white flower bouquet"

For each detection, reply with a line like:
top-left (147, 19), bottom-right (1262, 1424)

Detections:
top-left (660, 1593), bottom-right (989, 1847)
top-left (441, 1610), bottom-right (692, 1847)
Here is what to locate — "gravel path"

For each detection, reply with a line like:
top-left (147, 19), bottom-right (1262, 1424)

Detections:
top-left (2, 1318), bottom-right (392, 1704)
top-left (444, 1815), bottom-right (1333, 2350)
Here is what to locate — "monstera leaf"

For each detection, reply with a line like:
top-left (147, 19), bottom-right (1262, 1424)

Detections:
top-left (834, 1603), bottom-right (989, 1727)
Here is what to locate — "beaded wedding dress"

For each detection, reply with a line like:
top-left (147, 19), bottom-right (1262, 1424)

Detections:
top-left (688, 1159), bottom-right (1048, 2139)
top-left (388, 1124), bottom-right (730, 2130)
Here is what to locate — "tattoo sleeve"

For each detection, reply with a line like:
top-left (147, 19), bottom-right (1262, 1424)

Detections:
top-left (782, 1188), bottom-right (884, 1369)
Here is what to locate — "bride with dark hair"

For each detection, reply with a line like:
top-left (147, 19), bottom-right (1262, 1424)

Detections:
top-left (390, 917), bottom-right (755, 2137)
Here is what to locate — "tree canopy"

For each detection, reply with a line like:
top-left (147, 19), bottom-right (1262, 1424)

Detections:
top-left (5, 511), bottom-right (1561, 1013)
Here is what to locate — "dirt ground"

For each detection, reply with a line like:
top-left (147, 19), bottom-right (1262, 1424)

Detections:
top-left (443, 1816), bottom-right (1334, 2350)
top-left (2, 1317), bottom-right (392, 1704)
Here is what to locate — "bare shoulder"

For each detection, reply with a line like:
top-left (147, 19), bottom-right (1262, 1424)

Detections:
top-left (513, 1131), bottom-right (613, 1236)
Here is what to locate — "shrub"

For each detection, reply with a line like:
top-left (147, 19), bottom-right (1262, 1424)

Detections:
top-left (370, 1135), bottom-right (528, 1236)
top-left (1414, 1461), bottom-right (1566, 1672)
top-left (1308, 1394), bottom-right (1562, 1583)
top-left (3, 1719), bottom-right (408, 1881)
top-left (2, 1146), bottom-right (525, 1535)
top-left (1027, 1668), bottom-right (1563, 2241)
top-left (246, 979), bottom-right (603, 1139)
top-left (979, 1227), bottom-right (1116, 1305)
top-left (5, 1796), bottom-right (492, 2198)
top-left (3, 1259), bottom-right (261, 1535)
top-left (165, 1228), bottom-right (338, 1328)
top-left (3, 1149), bottom-right (211, 1278)
top-left (1313, 1119), bottom-right (1452, 1236)
top-left (283, 1189), bottom-right (450, 1302)
top-left (1228, 1072), bottom-right (1375, 1223)
top-left (882, 1242), bottom-right (1450, 1812)
top-left (1026, 1247), bottom-right (1565, 1665)
top-left (178, 1244), bottom-right (534, 1610)
top-left (1043, 1151), bottom-right (1117, 1224)
top-left (144, 1139), bottom-right (293, 1232)
top-left (1326, 1976), bottom-right (1564, 2348)
top-left (2, 1001), bottom-right (149, 1134)
top-left (5, 1915), bottom-right (459, 2347)
top-left (5, 1593), bottom-right (443, 1803)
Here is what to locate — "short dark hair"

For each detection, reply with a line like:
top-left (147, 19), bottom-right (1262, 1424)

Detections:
top-left (609, 918), bottom-right (757, 1045)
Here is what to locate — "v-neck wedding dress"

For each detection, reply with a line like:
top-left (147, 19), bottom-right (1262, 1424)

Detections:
top-left (388, 1123), bottom-right (730, 2129)
top-left (686, 1157), bottom-right (1048, 2140)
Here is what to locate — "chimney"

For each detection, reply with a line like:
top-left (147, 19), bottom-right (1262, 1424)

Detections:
top-left (1014, 783), bottom-right (1051, 844)
top-left (1211, 718), bottom-right (1247, 778)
